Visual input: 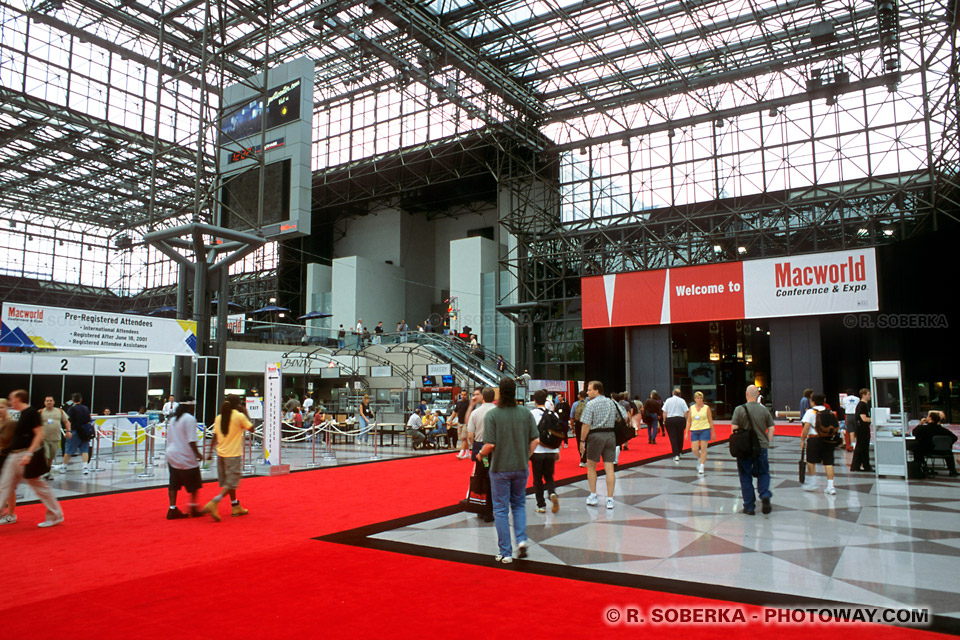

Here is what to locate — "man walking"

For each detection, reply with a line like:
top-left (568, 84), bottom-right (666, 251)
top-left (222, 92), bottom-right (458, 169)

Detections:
top-left (530, 389), bottom-right (560, 513)
top-left (453, 390), bottom-right (472, 459)
top-left (374, 321), bottom-right (384, 344)
top-left (801, 393), bottom-right (840, 494)
top-left (467, 387), bottom-right (495, 521)
top-left (850, 388), bottom-right (874, 472)
top-left (478, 378), bottom-right (539, 563)
top-left (40, 396), bottom-right (70, 479)
top-left (0, 390), bottom-right (64, 527)
top-left (579, 380), bottom-right (625, 509)
top-left (662, 388), bottom-right (689, 462)
top-left (730, 385), bottom-right (775, 515)
top-left (841, 388), bottom-right (859, 452)
top-left (60, 392), bottom-right (92, 474)
top-left (165, 399), bottom-right (203, 519)
top-left (337, 325), bottom-right (346, 349)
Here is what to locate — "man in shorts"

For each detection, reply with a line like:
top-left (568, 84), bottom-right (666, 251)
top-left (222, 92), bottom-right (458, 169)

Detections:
top-left (40, 396), bottom-right (70, 479)
top-left (579, 380), bottom-right (625, 509)
top-left (165, 400), bottom-right (203, 519)
top-left (801, 393), bottom-right (840, 495)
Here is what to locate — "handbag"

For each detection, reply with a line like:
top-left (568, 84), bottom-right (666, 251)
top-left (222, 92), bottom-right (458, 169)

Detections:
top-left (462, 461), bottom-right (491, 514)
top-left (799, 442), bottom-right (806, 483)
top-left (23, 450), bottom-right (51, 480)
top-left (613, 404), bottom-right (634, 447)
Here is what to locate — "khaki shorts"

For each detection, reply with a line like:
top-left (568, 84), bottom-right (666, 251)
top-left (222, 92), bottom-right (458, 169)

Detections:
top-left (585, 431), bottom-right (617, 464)
top-left (457, 424), bottom-right (467, 440)
top-left (217, 456), bottom-right (243, 490)
top-left (43, 439), bottom-right (60, 463)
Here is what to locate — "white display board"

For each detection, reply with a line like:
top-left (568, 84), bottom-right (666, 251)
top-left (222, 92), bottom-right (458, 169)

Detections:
top-left (263, 363), bottom-right (282, 465)
top-left (427, 363), bottom-right (452, 376)
top-left (2, 302), bottom-right (197, 356)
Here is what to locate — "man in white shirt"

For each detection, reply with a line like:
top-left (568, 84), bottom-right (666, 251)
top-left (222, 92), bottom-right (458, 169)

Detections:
top-left (162, 395), bottom-right (179, 421)
top-left (530, 389), bottom-right (560, 513)
top-left (302, 394), bottom-right (314, 413)
top-left (801, 393), bottom-right (840, 495)
top-left (466, 387), bottom-right (497, 521)
top-left (841, 388), bottom-right (859, 451)
top-left (662, 389), bottom-right (689, 463)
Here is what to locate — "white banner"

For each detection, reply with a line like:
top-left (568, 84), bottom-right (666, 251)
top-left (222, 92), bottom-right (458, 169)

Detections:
top-left (1, 303), bottom-right (198, 356)
top-left (263, 363), bottom-right (282, 465)
top-left (742, 249), bottom-right (878, 319)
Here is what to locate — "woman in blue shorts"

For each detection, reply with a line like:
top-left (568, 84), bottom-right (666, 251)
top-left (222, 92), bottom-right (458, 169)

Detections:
top-left (685, 391), bottom-right (715, 476)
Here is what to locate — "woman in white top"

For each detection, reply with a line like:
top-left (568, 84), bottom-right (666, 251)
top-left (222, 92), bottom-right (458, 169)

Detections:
top-left (684, 391), bottom-right (714, 475)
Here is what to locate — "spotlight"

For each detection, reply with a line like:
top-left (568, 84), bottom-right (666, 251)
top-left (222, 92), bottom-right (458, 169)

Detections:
top-left (883, 228), bottom-right (895, 236)
top-left (768, 108), bottom-right (779, 118)
top-left (713, 244), bottom-right (722, 253)
top-left (738, 246), bottom-right (747, 254)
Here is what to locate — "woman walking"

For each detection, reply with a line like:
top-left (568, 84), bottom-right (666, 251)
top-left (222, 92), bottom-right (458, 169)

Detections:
top-left (204, 399), bottom-right (254, 521)
top-left (684, 391), bottom-right (715, 476)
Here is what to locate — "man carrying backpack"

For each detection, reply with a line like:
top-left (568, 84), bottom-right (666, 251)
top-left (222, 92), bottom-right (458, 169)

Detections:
top-left (530, 389), bottom-right (562, 514)
top-left (730, 385), bottom-right (775, 515)
top-left (801, 392), bottom-right (840, 495)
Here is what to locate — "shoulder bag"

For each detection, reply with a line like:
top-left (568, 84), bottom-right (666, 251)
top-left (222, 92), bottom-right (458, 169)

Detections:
top-left (23, 449), bottom-right (51, 480)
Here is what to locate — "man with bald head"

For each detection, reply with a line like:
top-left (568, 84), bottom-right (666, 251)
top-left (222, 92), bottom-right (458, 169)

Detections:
top-left (730, 385), bottom-right (776, 515)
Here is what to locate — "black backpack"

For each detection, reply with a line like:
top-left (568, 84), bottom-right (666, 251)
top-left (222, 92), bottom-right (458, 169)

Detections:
top-left (729, 405), bottom-right (761, 460)
top-left (537, 409), bottom-right (565, 449)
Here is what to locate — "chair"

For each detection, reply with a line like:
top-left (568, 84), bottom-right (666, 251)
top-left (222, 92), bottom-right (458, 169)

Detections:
top-left (926, 435), bottom-right (956, 475)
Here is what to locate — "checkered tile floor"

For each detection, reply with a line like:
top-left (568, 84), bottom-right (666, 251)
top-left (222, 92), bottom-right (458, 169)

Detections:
top-left (370, 438), bottom-right (960, 618)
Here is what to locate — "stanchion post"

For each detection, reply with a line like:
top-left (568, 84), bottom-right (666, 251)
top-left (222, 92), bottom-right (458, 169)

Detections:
top-left (322, 417), bottom-right (336, 461)
top-left (305, 417), bottom-right (321, 468)
top-left (369, 409), bottom-right (382, 461)
top-left (91, 426), bottom-right (104, 472)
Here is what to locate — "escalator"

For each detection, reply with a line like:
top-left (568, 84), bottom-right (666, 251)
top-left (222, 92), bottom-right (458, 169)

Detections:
top-left (412, 333), bottom-right (515, 388)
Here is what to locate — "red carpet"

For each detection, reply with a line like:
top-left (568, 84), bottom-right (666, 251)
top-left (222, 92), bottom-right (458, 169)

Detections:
top-left (2, 429), bottom-right (949, 639)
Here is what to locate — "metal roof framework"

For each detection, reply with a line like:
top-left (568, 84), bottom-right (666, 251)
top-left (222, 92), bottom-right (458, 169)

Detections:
top-left (0, 0), bottom-right (957, 374)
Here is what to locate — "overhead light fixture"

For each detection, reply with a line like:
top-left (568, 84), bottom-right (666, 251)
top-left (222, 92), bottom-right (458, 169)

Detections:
top-left (715, 118), bottom-right (724, 128)
top-left (313, 16), bottom-right (325, 29)
top-left (883, 228), bottom-right (895, 236)
top-left (578, 147), bottom-right (587, 156)
top-left (713, 244), bottom-right (722, 253)
top-left (738, 246), bottom-right (747, 254)
top-left (768, 108), bottom-right (779, 118)
top-left (826, 95), bottom-right (837, 106)
top-left (857, 228), bottom-right (869, 236)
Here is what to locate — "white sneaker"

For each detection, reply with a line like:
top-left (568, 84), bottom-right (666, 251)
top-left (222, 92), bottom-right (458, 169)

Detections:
top-left (57, 464), bottom-right (67, 473)
top-left (674, 455), bottom-right (680, 462)
top-left (579, 462), bottom-right (587, 468)
top-left (802, 481), bottom-right (818, 491)
top-left (495, 554), bottom-right (513, 564)
top-left (37, 515), bottom-right (64, 528)
top-left (82, 466), bottom-right (89, 475)
top-left (605, 497), bottom-right (615, 509)
top-left (697, 464), bottom-right (704, 475)
top-left (585, 493), bottom-right (599, 506)
top-left (517, 539), bottom-right (533, 559)
top-left (824, 485), bottom-right (837, 495)
top-left (0, 514), bottom-right (16, 525)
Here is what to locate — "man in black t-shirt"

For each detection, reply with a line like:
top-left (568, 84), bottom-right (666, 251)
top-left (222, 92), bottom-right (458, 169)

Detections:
top-left (453, 391), bottom-right (472, 459)
top-left (0, 389), bottom-right (64, 527)
top-left (850, 388), bottom-right (874, 472)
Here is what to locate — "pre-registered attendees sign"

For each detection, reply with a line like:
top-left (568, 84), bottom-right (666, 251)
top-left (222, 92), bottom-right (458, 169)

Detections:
top-left (582, 248), bottom-right (879, 328)
top-left (0, 303), bottom-right (198, 356)
top-left (263, 363), bottom-right (282, 465)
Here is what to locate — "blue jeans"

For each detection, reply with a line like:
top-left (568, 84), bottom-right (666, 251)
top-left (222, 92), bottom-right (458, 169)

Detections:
top-left (489, 469), bottom-right (528, 557)
top-left (647, 417), bottom-right (658, 443)
top-left (737, 448), bottom-right (771, 511)
top-left (337, 339), bottom-right (345, 349)
top-left (357, 415), bottom-right (370, 444)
